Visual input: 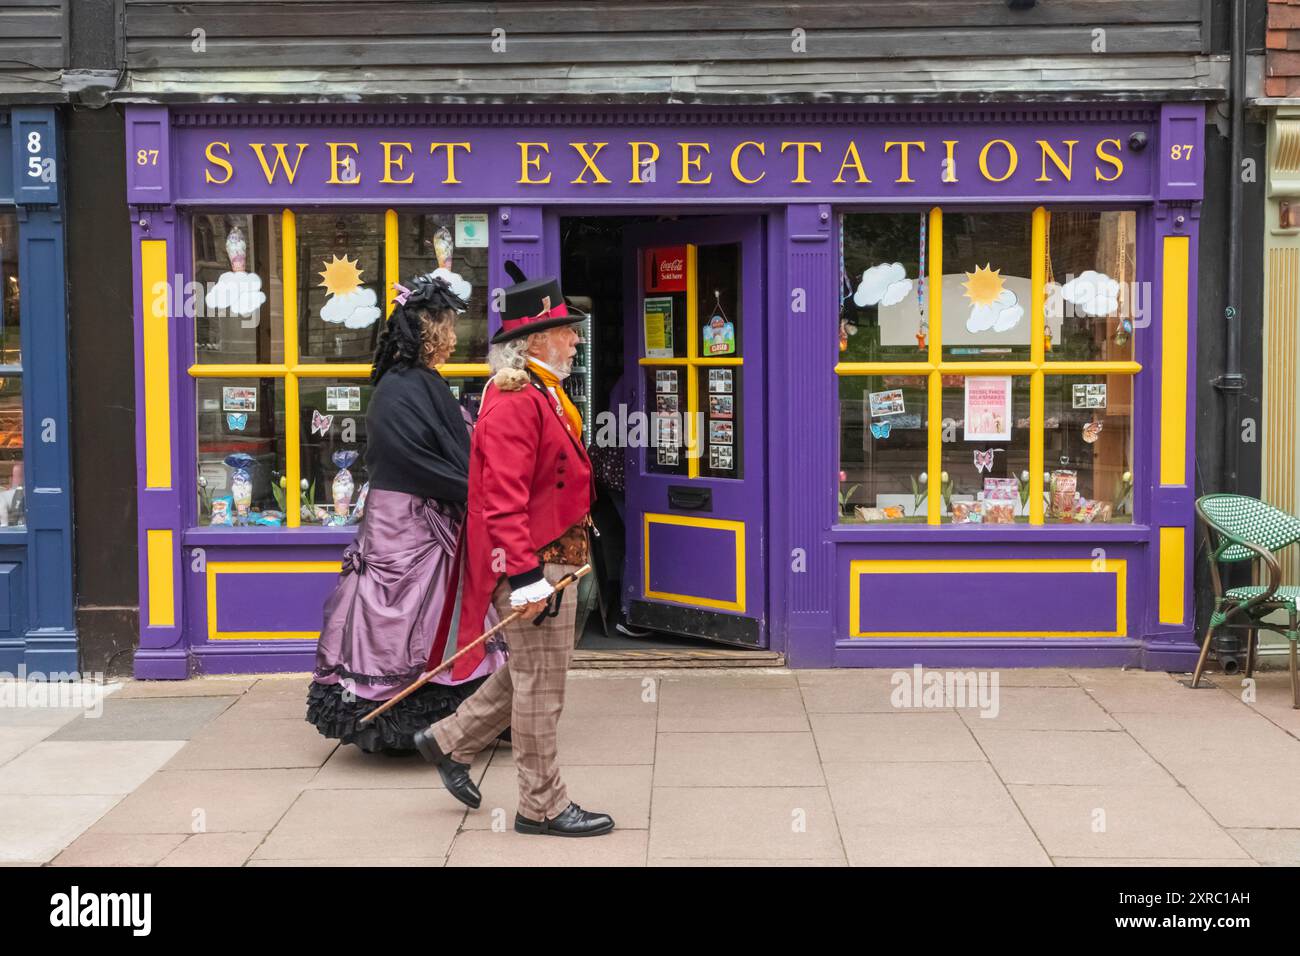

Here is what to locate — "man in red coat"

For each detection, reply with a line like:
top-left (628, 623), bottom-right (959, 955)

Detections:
top-left (414, 271), bottom-right (613, 838)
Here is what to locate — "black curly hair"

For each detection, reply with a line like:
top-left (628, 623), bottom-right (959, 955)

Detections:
top-left (370, 274), bottom-right (468, 384)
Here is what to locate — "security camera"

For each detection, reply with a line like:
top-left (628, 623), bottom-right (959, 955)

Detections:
top-left (1128, 132), bottom-right (1148, 152)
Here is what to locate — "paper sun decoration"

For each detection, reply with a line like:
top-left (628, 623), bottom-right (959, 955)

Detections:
top-left (854, 262), bottom-right (913, 309)
top-left (963, 264), bottom-right (1023, 334)
top-left (319, 254), bottom-right (382, 329)
top-left (204, 225), bottom-right (267, 318)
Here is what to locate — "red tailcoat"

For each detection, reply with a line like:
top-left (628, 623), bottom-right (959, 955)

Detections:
top-left (447, 372), bottom-right (593, 680)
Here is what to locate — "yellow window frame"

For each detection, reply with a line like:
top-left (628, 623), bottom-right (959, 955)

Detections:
top-left (835, 206), bottom-right (1142, 526)
top-left (187, 209), bottom-right (491, 527)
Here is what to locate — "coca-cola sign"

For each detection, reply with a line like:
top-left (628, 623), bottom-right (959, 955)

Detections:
top-left (647, 246), bottom-right (687, 292)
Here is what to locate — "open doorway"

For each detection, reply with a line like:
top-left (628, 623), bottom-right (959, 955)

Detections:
top-left (560, 214), bottom-right (744, 655)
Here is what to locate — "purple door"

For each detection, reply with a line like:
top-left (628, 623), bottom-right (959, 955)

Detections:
top-left (622, 217), bottom-right (766, 646)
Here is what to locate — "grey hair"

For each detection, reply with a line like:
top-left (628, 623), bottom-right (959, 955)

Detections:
top-left (487, 331), bottom-right (550, 375)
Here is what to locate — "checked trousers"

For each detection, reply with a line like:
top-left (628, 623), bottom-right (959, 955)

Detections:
top-left (431, 563), bottom-right (578, 821)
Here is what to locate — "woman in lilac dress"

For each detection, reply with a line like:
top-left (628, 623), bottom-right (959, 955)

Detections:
top-left (307, 275), bottom-right (504, 753)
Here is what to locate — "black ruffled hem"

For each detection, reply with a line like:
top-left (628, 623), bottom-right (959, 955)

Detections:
top-left (305, 678), bottom-right (486, 754)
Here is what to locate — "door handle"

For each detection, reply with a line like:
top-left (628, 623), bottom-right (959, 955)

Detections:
top-left (668, 485), bottom-right (712, 512)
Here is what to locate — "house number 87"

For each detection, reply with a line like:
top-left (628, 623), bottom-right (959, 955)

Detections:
top-left (136, 149), bottom-right (159, 166)
top-left (1170, 144), bottom-right (1194, 160)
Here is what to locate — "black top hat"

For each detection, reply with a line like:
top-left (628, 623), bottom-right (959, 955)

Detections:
top-left (491, 262), bottom-right (588, 344)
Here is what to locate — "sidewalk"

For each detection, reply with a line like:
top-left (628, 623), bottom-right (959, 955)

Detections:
top-left (1, 667), bottom-right (1298, 866)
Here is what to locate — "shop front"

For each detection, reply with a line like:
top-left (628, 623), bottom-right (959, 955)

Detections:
top-left (126, 102), bottom-right (1204, 677)
top-left (0, 107), bottom-right (76, 675)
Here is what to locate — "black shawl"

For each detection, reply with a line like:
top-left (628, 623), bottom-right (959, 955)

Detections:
top-left (365, 365), bottom-right (471, 503)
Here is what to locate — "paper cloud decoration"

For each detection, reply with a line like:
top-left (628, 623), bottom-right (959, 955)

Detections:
top-left (205, 271), bottom-right (266, 318)
top-left (967, 288), bottom-right (1024, 334)
top-left (1059, 270), bottom-right (1120, 317)
top-left (321, 287), bottom-right (382, 329)
top-left (854, 262), bottom-right (913, 309)
top-left (428, 268), bottom-right (472, 310)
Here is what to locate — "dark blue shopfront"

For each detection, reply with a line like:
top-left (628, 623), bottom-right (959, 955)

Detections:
top-left (0, 107), bottom-right (76, 674)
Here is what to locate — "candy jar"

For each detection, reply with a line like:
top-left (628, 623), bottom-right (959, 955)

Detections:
top-left (331, 450), bottom-right (359, 518)
top-left (226, 224), bottom-right (248, 272)
top-left (224, 453), bottom-right (255, 523)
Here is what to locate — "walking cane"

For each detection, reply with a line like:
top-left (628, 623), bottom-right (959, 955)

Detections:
top-left (358, 564), bottom-right (592, 725)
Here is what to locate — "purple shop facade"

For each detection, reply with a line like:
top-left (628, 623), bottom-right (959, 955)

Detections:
top-left (125, 102), bottom-right (1204, 678)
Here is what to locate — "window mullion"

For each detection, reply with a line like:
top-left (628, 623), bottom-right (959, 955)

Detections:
top-left (283, 209), bottom-right (300, 528)
top-left (1029, 370), bottom-right (1044, 524)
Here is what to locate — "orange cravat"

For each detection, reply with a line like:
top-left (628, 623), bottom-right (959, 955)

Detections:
top-left (528, 359), bottom-right (583, 438)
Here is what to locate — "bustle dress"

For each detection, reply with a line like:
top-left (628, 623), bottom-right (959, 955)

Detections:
top-left (306, 364), bottom-right (505, 753)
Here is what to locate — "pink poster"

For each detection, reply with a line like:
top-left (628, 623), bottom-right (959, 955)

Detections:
top-left (963, 376), bottom-right (1012, 441)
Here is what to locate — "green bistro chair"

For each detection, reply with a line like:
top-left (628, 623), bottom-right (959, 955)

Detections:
top-left (1193, 494), bottom-right (1300, 707)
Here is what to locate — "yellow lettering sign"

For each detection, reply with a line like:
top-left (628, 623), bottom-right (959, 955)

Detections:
top-left (204, 141), bottom-right (233, 185)
top-left (1036, 140), bottom-right (1077, 182)
top-left (326, 142), bottom-right (360, 185)
top-left (730, 141), bottom-right (766, 185)
top-left (629, 141), bottom-right (660, 184)
top-left (678, 142), bottom-right (712, 185)
top-left (979, 139), bottom-right (1018, 182)
top-left (1094, 138), bottom-right (1124, 182)
top-left (780, 141), bottom-right (823, 184)
top-left (248, 143), bottom-right (309, 186)
top-left (884, 141), bottom-right (926, 184)
top-left (832, 141), bottom-right (871, 184)
top-left (517, 142), bottom-right (552, 184)
top-left (570, 142), bottom-right (611, 184)
top-left (380, 142), bottom-right (414, 185)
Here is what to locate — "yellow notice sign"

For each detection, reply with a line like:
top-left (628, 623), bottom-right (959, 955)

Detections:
top-left (644, 296), bottom-right (674, 358)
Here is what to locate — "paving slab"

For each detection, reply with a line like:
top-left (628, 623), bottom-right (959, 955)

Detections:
top-left (0, 724), bottom-right (63, 766)
top-left (1054, 857), bottom-right (1259, 867)
top-left (0, 704), bottom-right (95, 730)
top-left (824, 761), bottom-right (1025, 830)
top-left (252, 788), bottom-right (461, 860)
top-left (562, 676), bottom-right (660, 718)
top-left (657, 679), bottom-right (808, 732)
top-left (48, 697), bottom-right (236, 741)
top-left (554, 714), bottom-right (657, 765)
top-left (0, 741), bottom-right (185, 795)
top-left (838, 824), bottom-right (1052, 867)
top-left (51, 832), bottom-right (186, 867)
top-left (647, 856), bottom-right (845, 866)
top-left (654, 731), bottom-right (824, 787)
top-left (0, 794), bottom-right (121, 863)
top-left (1225, 828), bottom-right (1300, 866)
top-left (957, 686), bottom-right (1120, 731)
top-left (1072, 670), bottom-right (1247, 716)
top-left (158, 832), bottom-right (267, 867)
top-left (87, 768), bottom-right (315, 834)
top-left (795, 670), bottom-right (905, 714)
top-left (972, 728), bottom-right (1177, 787)
top-left (1008, 784), bottom-right (1251, 860)
top-left (446, 828), bottom-right (647, 866)
top-left (114, 678), bottom-right (257, 699)
top-left (164, 708), bottom-right (337, 770)
top-left (465, 763), bottom-right (652, 830)
top-left (810, 712), bottom-right (983, 763)
top-left (648, 786), bottom-right (843, 861)
top-left (247, 857), bottom-right (445, 867)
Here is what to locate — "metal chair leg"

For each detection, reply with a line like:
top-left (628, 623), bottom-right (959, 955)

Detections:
top-left (1245, 627), bottom-right (1257, 679)
top-left (1290, 612), bottom-right (1299, 710)
top-left (1192, 623), bottom-right (1216, 688)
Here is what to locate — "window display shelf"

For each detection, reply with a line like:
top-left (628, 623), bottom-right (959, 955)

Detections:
top-left (827, 522), bottom-right (1152, 543)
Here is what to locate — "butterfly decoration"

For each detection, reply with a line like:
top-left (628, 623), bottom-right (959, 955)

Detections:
top-left (869, 420), bottom-right (892, 440)
top-left (311, 410), bottom-right (333, 437)
top-left (226, 412), bottom-right (247, 431)
top-left (1083, 419), bottom-right (1104, 444)
top-left (1113, 317), bottom-right (1133, 347)
top-left (973, 448), bottom-right (1000, 473)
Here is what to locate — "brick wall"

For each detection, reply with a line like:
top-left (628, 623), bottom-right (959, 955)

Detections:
top-left (1268, 0), bottom-right (1300, 96)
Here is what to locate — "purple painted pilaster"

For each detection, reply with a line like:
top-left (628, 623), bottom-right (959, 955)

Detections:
top-left (782, 203), bottom-right (837, 666)
top-left (127, 106), bottom-right (188, 679)
top-left (492, 206), bottom-right (545, 338)
top-left (1146, 199), bottom-right (1200, 666)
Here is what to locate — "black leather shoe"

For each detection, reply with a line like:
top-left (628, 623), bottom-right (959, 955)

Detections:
top-left (412, 727), bottom-right (481, 810)
top-left (514, 802), bottom-right (615, 837)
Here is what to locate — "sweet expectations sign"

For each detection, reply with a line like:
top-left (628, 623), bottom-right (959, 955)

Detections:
top-left (166, 120), bottom-right (1158, 202)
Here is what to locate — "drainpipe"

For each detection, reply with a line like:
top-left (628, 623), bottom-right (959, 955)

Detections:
top-left (1212, 0), bottom-right (1248, 672)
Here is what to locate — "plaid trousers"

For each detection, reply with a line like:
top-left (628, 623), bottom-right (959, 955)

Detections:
top-left (431, 563), bottom-right (578, 821)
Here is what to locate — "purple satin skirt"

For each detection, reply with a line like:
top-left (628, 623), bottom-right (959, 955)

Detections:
top-left (312, 488), bottom-right (503, 702)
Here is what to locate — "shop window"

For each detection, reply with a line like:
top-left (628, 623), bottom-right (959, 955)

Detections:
top-left (837, 208), bottom-right (1140, 527)
top-left (397, 213), bottom-right (490, 365)
top-left (196, 378), bottom-right (286, 526)
top-left (188, 209), bottom-right (492, 529)
top-left (192, 213), bottom-right (284, 365)
top-left (0, 214), bottom-right (23, 528)
top-left (297, 213), bottom-right (387, 365)
top-left (838, 374), bottom-right (928, 522)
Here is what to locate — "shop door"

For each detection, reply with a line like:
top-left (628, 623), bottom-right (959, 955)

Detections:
top-left (621, 217), bottom-right (766, 646)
